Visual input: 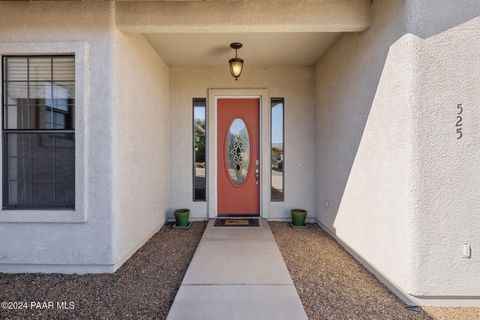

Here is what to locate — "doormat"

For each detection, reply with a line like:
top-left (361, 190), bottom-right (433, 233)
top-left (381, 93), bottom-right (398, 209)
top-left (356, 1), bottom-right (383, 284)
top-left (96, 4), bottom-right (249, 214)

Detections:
top-left (214, 219), bottom-right (260, 227)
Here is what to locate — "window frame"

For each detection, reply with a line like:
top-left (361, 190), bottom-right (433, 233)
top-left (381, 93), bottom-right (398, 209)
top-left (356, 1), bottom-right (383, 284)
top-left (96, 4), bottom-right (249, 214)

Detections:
top-left (0, 42), bottom-right (88, 223)
top-left (192, 98), bottom-right (207, 202)
top-left (270, 97), bottom-right (285, 202)
top-left (2, 55), bottom-right (76, 210)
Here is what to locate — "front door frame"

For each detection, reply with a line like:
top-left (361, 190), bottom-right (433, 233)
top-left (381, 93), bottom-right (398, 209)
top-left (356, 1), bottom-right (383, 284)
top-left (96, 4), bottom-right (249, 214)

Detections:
top-left (208, 88), bottom-right (270, 219)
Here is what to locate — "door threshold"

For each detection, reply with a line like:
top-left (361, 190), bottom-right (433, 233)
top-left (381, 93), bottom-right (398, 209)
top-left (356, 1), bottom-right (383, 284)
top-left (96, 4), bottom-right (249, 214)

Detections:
top-left (217, 215), bottom-right (260, 218)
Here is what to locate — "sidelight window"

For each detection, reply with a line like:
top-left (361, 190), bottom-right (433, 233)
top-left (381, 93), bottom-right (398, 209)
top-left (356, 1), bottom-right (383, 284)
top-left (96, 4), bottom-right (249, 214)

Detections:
top-left (271, 98), bottom-right (284, 201)
top-left (193, 98), bottom-right (207, 201)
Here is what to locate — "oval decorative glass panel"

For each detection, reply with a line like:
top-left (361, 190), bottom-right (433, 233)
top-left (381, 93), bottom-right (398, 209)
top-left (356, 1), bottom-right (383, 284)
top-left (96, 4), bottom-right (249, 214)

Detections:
top-left (226, 118), bottom-right (250, 185)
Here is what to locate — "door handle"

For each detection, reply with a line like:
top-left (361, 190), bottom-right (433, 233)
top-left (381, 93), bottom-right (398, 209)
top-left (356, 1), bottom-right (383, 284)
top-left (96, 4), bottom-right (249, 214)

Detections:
top-left (255, 169), bottom-right (260, 184)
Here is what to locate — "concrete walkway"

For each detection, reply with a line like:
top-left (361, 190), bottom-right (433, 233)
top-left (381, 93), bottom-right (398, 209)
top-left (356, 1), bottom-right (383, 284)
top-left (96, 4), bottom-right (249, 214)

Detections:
top-left (167, 219), bottom-right (307, 320)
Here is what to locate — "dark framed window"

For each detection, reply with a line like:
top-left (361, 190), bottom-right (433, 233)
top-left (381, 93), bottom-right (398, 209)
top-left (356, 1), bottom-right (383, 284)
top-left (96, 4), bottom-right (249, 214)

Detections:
top-left (193, 98), bottom-right (207, 201)
top-left (2, 56), bottom-right (75, 209)
top-left (271, 98), bottom-right (284, 201)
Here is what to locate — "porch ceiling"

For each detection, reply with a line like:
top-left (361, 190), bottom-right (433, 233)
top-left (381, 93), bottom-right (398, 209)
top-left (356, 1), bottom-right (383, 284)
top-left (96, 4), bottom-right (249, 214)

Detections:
top-left (145, 32), bottom-right (341, 66)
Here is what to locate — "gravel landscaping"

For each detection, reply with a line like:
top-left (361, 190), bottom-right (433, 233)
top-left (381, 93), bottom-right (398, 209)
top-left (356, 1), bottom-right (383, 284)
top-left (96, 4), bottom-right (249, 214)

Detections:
top-left (1, 220), bottom-right (478, 320)
top-left (423, 307), bottom-right (480, 320)
top-left (0, 221), bottom-right (206, 320)
top-left (270, 222), bottom-right (441, 320)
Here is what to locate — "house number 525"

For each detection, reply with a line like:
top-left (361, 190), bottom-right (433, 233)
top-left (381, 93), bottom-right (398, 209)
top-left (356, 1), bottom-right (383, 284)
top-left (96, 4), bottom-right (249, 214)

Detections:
top-left (456, 103), bottom-right (463, 140)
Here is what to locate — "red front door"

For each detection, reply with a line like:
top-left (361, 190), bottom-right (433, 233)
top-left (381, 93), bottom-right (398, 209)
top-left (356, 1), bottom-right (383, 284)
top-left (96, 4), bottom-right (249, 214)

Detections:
top-left (217, 98), bottom-right (260, 216)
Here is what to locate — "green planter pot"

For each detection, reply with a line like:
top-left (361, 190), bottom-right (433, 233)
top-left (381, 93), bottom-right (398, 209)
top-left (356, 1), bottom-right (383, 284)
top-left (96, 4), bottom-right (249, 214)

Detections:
top-left (291, 209), bottom-right (307, 227)
top-left (174, 209), bottom-right (190, 227)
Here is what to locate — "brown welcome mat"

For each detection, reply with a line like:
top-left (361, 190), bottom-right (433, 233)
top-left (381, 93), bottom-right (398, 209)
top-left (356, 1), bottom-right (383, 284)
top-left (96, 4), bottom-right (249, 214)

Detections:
top-left (214, 218), bottom-right (260, 227)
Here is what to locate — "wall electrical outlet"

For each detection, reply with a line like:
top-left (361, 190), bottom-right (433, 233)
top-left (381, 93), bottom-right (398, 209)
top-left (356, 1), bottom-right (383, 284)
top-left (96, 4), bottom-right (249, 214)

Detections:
top-left (462, 244), bottom-right (471, 258)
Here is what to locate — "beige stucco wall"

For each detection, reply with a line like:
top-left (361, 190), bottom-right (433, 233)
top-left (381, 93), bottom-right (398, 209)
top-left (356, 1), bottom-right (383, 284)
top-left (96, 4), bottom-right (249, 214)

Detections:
top-left (407, 0), bottom-right (480, 300)
top-left (111, 32), bottom-right (170, 269)
top-left (315, 0), bottom-right (480, 305)
top-left (0, 1), bottom-right (171, 273)
top-left (170, 66), bottom-right (316, 220)
top-left (0, 1), bottom-right (115, 272)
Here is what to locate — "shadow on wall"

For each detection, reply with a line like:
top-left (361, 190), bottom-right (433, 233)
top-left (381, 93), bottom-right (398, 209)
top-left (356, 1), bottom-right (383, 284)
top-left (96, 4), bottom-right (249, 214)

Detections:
top-left (316, 2), bottom-right (480, 234)
top-left (315, 11), bottom-right (406, 233)
top-left (315, 0), bottom-right (480, 300)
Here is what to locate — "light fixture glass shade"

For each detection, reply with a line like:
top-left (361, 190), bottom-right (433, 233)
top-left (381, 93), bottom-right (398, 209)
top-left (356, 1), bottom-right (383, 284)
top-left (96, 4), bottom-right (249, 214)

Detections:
top-left (229, 57), bottom-right (244, 80)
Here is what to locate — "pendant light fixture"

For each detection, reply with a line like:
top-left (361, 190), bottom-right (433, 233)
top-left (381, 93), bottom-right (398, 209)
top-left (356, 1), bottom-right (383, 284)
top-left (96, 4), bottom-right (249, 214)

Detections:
top-left (229, 42), bottom-right (244, 80)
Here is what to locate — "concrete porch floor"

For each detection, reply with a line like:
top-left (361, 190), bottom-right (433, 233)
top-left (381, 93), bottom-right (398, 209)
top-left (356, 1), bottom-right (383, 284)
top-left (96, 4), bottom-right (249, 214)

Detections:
top-left (166, 219), bottom-right (308, 320)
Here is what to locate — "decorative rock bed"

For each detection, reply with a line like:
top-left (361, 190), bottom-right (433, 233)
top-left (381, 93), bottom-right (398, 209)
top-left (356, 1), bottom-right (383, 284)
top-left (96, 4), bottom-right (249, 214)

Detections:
top-left (0, 222), bottom-right (206, 320)
top-left (270, 222), bottom-right (478, 320)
